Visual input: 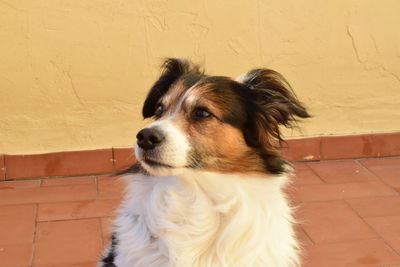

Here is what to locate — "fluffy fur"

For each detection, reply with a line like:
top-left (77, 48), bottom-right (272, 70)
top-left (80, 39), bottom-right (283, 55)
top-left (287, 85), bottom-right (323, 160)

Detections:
top-left (100, 58), bottom-right (310, 267)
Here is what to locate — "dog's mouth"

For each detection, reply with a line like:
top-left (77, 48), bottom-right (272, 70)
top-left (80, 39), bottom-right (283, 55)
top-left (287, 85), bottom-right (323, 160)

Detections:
top-left (142, 157), bottom-right (173, 168)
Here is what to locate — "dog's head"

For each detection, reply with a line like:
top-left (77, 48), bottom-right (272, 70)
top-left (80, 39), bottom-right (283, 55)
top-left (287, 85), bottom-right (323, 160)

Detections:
top-left (135, 58), bottom-right (310, 176)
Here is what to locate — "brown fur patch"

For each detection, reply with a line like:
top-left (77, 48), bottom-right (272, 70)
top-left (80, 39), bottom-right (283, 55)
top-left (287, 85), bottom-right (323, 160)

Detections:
top-left (188, 122), bottom-right (267, 174)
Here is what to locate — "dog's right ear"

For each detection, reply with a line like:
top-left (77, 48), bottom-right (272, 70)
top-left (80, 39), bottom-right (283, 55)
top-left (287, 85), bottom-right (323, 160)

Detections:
top-left (142, 58), bottom-right (193, 118)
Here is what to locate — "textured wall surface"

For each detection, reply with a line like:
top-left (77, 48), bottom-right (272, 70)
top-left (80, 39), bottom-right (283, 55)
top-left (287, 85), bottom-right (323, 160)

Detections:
top-left (1, 0), bottom-right (399, 154)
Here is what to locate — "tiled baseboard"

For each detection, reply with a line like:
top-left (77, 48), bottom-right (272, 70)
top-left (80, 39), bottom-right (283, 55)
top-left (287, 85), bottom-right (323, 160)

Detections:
top-left (1, 148), bottom-right (136, 181)
top-left (281, 132), bottom-right (400, 161)
top-left (1, 132), bottom-right (399, 181)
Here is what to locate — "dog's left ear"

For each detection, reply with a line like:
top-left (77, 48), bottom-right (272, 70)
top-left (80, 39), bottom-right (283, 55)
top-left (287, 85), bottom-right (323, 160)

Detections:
top-left (239, 69), bottom-right (311, 150)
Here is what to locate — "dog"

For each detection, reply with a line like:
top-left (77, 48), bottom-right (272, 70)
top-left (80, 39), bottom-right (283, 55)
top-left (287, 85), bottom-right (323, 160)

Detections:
top-left (100, 58), bottom-right (310, 267)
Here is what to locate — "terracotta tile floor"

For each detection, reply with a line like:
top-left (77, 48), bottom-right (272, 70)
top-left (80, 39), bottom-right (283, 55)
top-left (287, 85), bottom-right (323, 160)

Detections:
top-left (1, 157), bottom-right (400, 267)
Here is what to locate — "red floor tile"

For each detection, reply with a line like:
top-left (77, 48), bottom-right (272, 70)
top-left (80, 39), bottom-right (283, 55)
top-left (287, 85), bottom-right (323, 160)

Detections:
top-left (0, 180), bottom-right (41, 189)
top-left (41, 177), bottom-right (95, 187)
top-left (37, 199), bottom-right (121, 222)
top-left (0, 205), bottom-right (37, 244)
top-left (0, 184), bottom-right (97, 205)
top-left (306, 160), bottom-right (376, 183)
top-left (97, 176), bottom-right (125, 199)
top-left (0, 243), bottom-right (33, 267)
top-left (293, 181), bottom-right (396, 202)
top-left (360, 157), bottom-right (400, 192)
top-left (100, 217), bottom-right (115, 248)
top-left (2, 156), bottom-right (400, 267)
top-left (365, 216), bottom-right (400, 254)
top-left (298, 201), bottom-right (377, 244)
top-left (304, 239), bottom-right (400, 267)
top-left (34, 219), bottom-right (102, 266)
top-left (347, 195), bottom-right (400, 218)
top-left (291, 163), bottom-right (323, 185)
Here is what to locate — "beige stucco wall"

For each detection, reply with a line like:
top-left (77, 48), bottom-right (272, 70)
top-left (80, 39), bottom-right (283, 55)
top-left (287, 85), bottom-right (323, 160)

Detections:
top-left (1, 0), bottom-right (399, 154)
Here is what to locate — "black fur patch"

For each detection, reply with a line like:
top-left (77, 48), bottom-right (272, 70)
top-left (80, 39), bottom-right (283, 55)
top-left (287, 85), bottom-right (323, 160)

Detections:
top-left (193, 76), bottom-right (250, 129)
top-left (101, 234), bottom-right (118, 267)
top-left (241, 68), bottom-right (311, 144)
top-left (142, 58), bottom-right (203, 118)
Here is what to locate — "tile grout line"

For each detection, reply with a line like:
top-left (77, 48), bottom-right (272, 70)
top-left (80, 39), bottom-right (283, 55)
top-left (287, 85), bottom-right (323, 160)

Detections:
top-left (38, 216), bottom-right (112, 224)
top-left (355, 159), bottom-right (379, 178)
top-left (299, 223), bottom-right (316, 245)
top-left (95, 176), bottom-right (100, 200)
top-left (1, 172), bottom-right (116, 182)
top-left (353, 159), bottom-right (380, 182)
top-left (303, 162), bottom-right (326, 184)
top-left (297, 237), bottom-right (385, 247)
top-left (30, 204), bottom-right (39, 267)
top-left (343, 200), bottom-right (400, 257)
top-left (98, 217), bottom-right (106, 251)
top-left (299, 158), bottom-right (394, 186)
top-left (355, 159), bottom-right (400, 196)
top-left (295, 201), bottom-right (317, 246)
top-left (296, 178), bottom-right (382, 186)
top-left (295, 195), bottom-right (394, 204)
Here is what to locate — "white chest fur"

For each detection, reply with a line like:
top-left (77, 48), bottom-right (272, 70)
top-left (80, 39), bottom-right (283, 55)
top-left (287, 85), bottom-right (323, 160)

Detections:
top-left (113, 171), bottom-right (300, 267)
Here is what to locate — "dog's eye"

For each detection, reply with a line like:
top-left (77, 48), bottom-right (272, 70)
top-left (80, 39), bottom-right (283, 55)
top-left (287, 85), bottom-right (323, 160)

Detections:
top-left (155, 104), bottom-right (164, 117)
top-left (193, 107), bottom-right (212, 120)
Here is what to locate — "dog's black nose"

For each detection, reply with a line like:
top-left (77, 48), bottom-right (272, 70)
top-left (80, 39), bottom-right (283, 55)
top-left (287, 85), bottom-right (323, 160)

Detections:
top-left (136, 128), bottom-right (165, 150)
